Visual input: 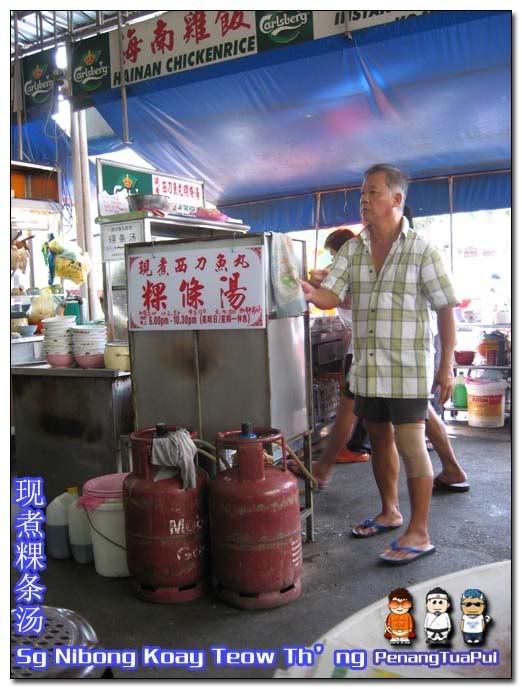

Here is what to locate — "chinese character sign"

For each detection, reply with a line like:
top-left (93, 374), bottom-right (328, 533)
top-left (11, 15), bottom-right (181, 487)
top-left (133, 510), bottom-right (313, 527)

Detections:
top-left (12, 477), bottom-right (47, 637)
top-left (128, 245), bottom-right (266, 330)
top-left (101, 220), bottom-right (145, 261)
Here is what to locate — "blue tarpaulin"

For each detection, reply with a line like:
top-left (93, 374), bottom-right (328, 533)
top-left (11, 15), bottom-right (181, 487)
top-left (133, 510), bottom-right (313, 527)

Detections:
top-left (13, 10), bottom-right (511, 230)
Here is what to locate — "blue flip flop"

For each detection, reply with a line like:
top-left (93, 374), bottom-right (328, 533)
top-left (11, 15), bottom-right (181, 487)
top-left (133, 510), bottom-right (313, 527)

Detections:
top-left (379, 540), bottom-right (436, 565)
top-left (352, 517), bottom-right (402, 539)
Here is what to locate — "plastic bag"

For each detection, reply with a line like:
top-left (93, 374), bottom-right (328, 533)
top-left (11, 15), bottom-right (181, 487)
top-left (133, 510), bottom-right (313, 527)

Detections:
top-left (55, 252), bottom-right (91, 285)
top-left (27, 288), bottom-right (56, 324)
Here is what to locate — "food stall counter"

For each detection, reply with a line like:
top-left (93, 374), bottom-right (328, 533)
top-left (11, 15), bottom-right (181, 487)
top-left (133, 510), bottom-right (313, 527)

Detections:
top-left (11, 366), bottom-right (133, 500)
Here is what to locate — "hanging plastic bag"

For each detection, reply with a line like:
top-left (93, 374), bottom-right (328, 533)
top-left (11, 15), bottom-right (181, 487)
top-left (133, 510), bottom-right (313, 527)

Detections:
top-left (55, 251), bottom-right (91, 285)
top-left (27, 288), bottom-right (56, 325)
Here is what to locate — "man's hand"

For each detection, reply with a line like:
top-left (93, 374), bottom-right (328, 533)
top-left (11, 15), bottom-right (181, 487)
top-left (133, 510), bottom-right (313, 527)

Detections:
top-left (299, 279), bottom-right (315, 302)
top-left (308, 268), bottom-right (329, 288)
top-left (299, 280), bottom-right (340, 310)
top-left (433, 363), bottom-right (454, 405)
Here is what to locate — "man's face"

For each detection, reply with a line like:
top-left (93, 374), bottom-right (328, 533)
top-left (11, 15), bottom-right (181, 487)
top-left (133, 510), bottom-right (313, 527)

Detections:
top-left (461, 597), bottom-right (485, 616)
top-left (427, 596), bottom-right (450, 614)
top-left (360, 171), bottom-right (402, 225)
top-left (389, 597), bottom-right (411, 615)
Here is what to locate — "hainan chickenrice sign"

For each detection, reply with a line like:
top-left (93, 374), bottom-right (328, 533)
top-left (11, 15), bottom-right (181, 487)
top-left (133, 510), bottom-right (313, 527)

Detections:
top-left (127, 245), bottom-right (266, 331)
top-left (65, 10), bottom-right (433, 105)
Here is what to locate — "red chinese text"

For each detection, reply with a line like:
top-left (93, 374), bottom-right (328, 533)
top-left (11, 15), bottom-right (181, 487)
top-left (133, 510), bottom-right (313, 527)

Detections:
top-left (183, 11), bottom-right (210, 44)
top-left (139, 259), bottom-right (152, 276)
top-left (151, 19), bottom-right (175, 54)
top-left (215, 11), bottom-right (251, 37)
top-left (233, 254), bottom-right (250, 268)
top-left (175, 257), bottom-right (188, 273)
top-left (220, 272), bottom-right (247, 310)
top-left (215, 253), bottom-right (227, 272)
top-left (142, 280), bottom-right (167, 311)
top-left (179, 278), bottom-right (204, 309)
top-left (124, 29), bottom-right (143, 64)
top-left (157, 257), bottom-right (169, 276)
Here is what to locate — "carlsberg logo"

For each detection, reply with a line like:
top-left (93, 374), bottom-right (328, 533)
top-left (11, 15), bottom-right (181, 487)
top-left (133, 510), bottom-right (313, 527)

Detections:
top-left (73, 63), bottom-right (108, 85)
top-left (260, 12), bottom-right (308, 37)
top-left (24, 79), bottom-right (53, 98)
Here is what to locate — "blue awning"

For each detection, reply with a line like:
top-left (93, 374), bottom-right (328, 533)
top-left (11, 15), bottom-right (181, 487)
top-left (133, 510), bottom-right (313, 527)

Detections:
top-left (13, 10), bottom-right (511, 229)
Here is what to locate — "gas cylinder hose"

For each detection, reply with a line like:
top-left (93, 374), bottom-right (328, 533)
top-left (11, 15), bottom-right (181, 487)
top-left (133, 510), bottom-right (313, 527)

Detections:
top-left (193, 440), bottom-right (231, 470)
top-left (196, 447), bottom-right (230, 471)
top-left (274, 440), bottom-right (318, 489)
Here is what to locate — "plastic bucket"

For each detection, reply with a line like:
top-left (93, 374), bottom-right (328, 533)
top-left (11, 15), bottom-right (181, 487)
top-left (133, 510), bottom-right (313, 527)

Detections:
top-left (466, 380), bottom-right (507, 428)
top-left (81, 473), bottom-right (129, 577)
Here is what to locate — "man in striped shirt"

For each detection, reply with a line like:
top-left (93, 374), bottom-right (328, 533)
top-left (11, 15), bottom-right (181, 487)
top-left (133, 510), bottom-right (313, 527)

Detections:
top-left (301, 164), bottom-right (457, 565)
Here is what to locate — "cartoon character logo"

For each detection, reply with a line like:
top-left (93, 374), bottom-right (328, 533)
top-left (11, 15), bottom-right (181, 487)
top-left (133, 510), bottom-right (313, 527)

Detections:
top-left (460, 589), bottom-right (492, 645)
top-left (384, 588), bottom-right (415, 645)
top-left (424, 587), bottom-right (452, 645)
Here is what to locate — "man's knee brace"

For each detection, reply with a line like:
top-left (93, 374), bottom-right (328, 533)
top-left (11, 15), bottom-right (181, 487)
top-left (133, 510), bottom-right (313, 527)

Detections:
top-left (394, 422), bottom-right (433, 479)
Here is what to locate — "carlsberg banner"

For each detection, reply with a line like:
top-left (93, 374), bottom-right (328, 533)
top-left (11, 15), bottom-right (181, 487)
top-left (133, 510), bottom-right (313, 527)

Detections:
top-left (71, 34), bottom-right (112, 110)
top-left (22, 49), bottom-right (55, 119)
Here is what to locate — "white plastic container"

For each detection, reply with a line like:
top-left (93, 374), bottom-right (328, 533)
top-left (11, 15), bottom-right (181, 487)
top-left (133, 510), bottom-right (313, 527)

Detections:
top-left (80, 473), bottom-right (129, 577)
top-left (466, 379), bottom-right (507, 428)
top-left (46, 487), bottom-right (78, 559)
top-left (68, 498), bottom-right (93, 564)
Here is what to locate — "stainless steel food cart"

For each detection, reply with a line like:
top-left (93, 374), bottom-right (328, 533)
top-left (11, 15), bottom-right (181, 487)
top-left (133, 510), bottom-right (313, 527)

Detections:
top-left (126, 232), bottom-right (315, 539)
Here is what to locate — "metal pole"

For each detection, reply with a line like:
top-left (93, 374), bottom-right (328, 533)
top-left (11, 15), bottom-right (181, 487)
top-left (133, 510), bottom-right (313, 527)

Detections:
top-left (117, 11), bottom-right (132, 144)
top-left (13, 13), bottom-right (23, 160)
top-left (313, 192), bottom-right (321, 270)
top-left (448, 176), bottom-right (454, 273)
top-left (78, 109), bottom-right (98, 320)
top-left (70, 108), bottom-right (89, 312)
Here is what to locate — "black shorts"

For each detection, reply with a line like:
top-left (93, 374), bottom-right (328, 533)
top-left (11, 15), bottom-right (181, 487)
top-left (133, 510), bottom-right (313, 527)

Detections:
top-left (343, 354), bottom-right (355, 400)
top-left (354, 396), bottom-right (429, 424)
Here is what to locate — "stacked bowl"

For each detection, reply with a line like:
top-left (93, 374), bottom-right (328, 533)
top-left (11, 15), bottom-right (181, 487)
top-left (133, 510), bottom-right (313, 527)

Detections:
top-left (71, 324), bottom-right (107, 368)
top-left (42, 316), bottom-right (76, 367)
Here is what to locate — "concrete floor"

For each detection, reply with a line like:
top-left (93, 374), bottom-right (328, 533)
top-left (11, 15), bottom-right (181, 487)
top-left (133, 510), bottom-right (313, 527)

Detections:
top-left (15, 421), bottom-right (511, 679)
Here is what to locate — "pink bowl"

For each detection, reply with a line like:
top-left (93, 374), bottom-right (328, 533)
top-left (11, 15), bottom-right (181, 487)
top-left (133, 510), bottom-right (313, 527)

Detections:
top-left (75, 353), bottom-right (105, 369)
top-left (47, 353), bottom-right (75, 368)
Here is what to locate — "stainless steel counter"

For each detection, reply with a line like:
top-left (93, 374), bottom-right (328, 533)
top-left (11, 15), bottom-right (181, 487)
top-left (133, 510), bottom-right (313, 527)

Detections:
top-left (11, 365), bottom-right (131, 378)
top-left (11, 365), bottom-right (134, 500)
top-left (11, 336), bottom-right (45, 366)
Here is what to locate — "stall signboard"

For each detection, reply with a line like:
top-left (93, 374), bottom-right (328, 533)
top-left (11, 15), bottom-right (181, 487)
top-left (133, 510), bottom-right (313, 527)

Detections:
top-left (101, 220), bottom-right (145, 262)
top-left (314, 10), bottom-right (433, 39)
top-left (20, 12), bottom-right (435, 113)
top-left (96, 159), bottom-right (205, 217)
top-left (127, 244), bottom-right (266, 330)
top-left (109, 10), bottom-right (257, 87)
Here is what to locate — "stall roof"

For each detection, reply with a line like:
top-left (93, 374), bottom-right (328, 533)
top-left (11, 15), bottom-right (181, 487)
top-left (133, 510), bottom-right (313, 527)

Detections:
top-left (13, 10), bottom-right (511, 228)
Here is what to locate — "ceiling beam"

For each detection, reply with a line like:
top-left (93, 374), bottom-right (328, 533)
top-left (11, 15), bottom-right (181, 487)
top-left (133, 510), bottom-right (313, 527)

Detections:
top-left (11, 10), bottom-right (158, 57)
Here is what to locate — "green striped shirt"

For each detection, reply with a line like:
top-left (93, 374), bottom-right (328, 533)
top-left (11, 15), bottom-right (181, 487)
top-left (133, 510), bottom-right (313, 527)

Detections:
top-left (321, 218), bottom-right (457, 398)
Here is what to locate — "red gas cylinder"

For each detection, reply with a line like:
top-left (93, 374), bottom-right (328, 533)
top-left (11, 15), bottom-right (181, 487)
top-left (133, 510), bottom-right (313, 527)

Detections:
top-left (209, 424), bottom-right (302, 609)
top-left (123, 424), bottom-right (209, 603)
